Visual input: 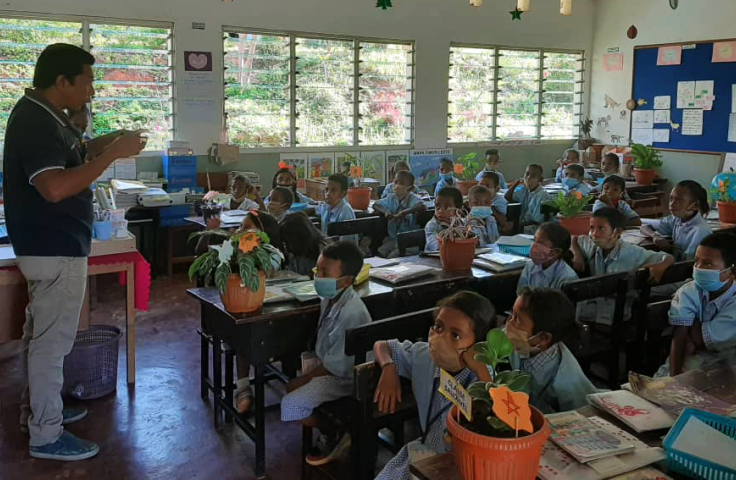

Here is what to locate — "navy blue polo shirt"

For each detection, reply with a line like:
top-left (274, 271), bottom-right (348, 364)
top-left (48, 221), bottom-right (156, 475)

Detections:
top-left (2, 92), bottom-right (93, 257)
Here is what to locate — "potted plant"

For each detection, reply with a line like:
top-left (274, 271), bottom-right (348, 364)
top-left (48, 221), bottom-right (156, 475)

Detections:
top-left (437, 210), bottom-right (478, 271)
top-left (630, 143), bottom-right (663, 185)
top-left (188, 229), bottom-right (283, 313)
top-left (710, 170), bottom-right (736, 223)
top-left (543, 191), bottom-right (592, 235)
top-left (344, 153), bottom-right (372, 210)
top-left (447, 329), bottom-right (550, 480)
top-left (454, 152), bottom-right (482, 195)
top-left (578, 116), bottom-right (594, 151)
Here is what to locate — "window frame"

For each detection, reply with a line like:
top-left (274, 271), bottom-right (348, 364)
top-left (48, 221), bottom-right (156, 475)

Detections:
top-left (447, 42), bottom-right (585, 146)
top-left (223, 26), bottom-right (415, 153)
top-left (0, 10), bottom-right (175, 156)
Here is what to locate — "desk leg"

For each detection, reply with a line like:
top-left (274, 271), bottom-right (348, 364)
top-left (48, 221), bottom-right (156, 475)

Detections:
top-left (213, 332), bottom-right (223, 431)
top-left (126, 264), bottom-right (136, 384)
top-left (254, 363), bottom-right (266, 478)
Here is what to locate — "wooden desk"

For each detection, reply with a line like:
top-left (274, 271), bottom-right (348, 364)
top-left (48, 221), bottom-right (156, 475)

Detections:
top-left (621, 219), bottom-right (736, 250)
top-left (187, 256), bottom-right (521, 478)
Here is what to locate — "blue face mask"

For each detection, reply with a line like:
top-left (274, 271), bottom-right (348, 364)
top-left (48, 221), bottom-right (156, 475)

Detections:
top-left (693, 267), bottom-right (730, 293)
top-left (314, 276), bottom-right (344, 299)
top-left (470, 206), bottom-right (493, 219)
top-left (440, 172), bottom-right (454, 182)
top-left (563, 178), bottom-right (580, 188)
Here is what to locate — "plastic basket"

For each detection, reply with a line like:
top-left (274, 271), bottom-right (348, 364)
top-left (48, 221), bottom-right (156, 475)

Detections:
top-left (62, 326), bottom-right (122, 400)
top-left (663, 408), bottom-right (736, 480)
top-left (163, 164), bottom-right (197, 179)
top-left (498, 244), bottom-right (532, 257)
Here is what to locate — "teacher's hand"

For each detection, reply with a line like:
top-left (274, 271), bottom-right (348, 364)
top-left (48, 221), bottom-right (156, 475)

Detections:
top-left (106, 131), bottom-right (147, 159)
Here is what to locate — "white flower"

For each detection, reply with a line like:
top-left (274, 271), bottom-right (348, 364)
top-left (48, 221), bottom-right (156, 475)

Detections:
top-left (213, 241), bottom-right (234, 265)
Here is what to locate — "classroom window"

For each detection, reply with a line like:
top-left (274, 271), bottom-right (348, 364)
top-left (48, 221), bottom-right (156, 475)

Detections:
top-left (447, 44), bottom-right (584, 142)
top-left (224, 27), bottom-right (414, 149)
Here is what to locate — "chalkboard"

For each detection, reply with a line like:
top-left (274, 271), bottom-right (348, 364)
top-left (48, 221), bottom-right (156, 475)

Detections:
top-left (632, 40), bottom-right (736, 153)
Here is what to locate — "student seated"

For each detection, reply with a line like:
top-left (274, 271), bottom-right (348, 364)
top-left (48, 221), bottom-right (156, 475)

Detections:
top-left (504, 164), bottom-right (551, 235)
top-left (382, 161), bottom-right (409, 198)
top-left (266, 186), bottom-right (294, 222)
top-left (555, 148), bottom-right (582, 183)
top-left (467, 185), bottom-right (499, 247)
top-left (478, 171), bottom-right (508, 229)
top-left (203, 173), bottom-right (266, 211)
top-left (434, 157), bottom-right (456, 197)
top-left (373, 170), bottom-right (427, 258)
top-left (474, 148), bottom-right (507, 189)
top-left (318, 173), bottom-right (357, 241)
top-left (507, 287), bottom-right (598, 413)
top-left (279, 212), bottom-right (327, 276)
top-left (516, 222), bottom-right (578, 295)
top-left (372, 291), bottom-right (495, 480)
top-left (425, 187), bottom-right (463, 251)
top-left (593, 175), bottom-right (641, 227)
top-left (267, 167), bottom-right (312, 204)
top-left (641, 180), bottom-right (712, 261)
top-left (562, 164), bottom-right (592, 197)
top-left (571, 207), bottom-right (674, 325)
top-left (280, 242), bottom-right (371, 465)
top-left (657, 232), bottom-right (736, 377)
top-left (601, 152), bottom-right (621, 177)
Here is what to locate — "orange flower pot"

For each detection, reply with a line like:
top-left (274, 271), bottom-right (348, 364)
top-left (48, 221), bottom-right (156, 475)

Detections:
top-left (457, 180), bottom-right (478, 196)
top-left (633, 168), bottom-right (656, 186)
top-left (558, 212), bottom-right (592, 236)
top-left (347, 186), bottom-right (372, 210)
top-left (438, 237), bottom-right (477, 271)
top-left (447, 405), bottom-right (550, 480)
top-left (220, 272), bottom-right (266, 314)
top-left (717, 201), bottom-right (736, 224)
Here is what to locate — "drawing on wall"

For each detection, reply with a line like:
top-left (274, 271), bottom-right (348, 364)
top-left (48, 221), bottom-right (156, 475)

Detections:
top-left (597, 115), bottom-right (611, 131)
top-left (360, 151), bottom-right (386, 183)
top-left (604, 94), bottom-right (621, 110)
top-left (409, 149), bottom-right (453, 191)
top-left (603, 53), bottom-right (624, 72)
top-left (308, 153), bottom-right (334, 179)
top-left (386, 150), bottom-right (410, 184)
top-left (610, 134), bottom-right (623, 144)
top-left (620, 110), bottom-right (628, 120)
top-left (712, 41), bottom-right (736, 63)
top-left (279, 153), bottom-right (308, 188)
top-left (657, 45), bottom-right (682, 66)
top-left (637, 99), bottom-right (648, 106)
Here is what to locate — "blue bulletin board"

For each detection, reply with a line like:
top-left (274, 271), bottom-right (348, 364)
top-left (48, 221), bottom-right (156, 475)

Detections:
top-left (632, 40), bottom-right (736, 153)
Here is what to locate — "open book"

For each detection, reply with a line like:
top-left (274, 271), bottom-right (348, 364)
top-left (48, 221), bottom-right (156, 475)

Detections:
top-left (587, 390), bottom-right (675, 433)
top-left (548, 411), bottom-right (636, 463)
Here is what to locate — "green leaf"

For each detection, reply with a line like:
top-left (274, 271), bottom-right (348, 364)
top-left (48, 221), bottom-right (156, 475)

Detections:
top-left (467, 382), bottom-right (489, 399)
top-left (473, 342), bottom-right (488, 354)
top-left (188, 253), bottom-right (207, 282)
top-left (487, 416), bottom-right (512, 431)
top-left (495, 370), bottom-right (532, 393)
top-left (214, 262), bottom-right (231, 293)
top-left (486, 329), bottom-right (514, 362)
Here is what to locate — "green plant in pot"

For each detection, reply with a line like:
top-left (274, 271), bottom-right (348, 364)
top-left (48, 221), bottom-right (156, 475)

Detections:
top-left (188, 229), bottom-right (283, 313)
top-left (543, 191), bottom-right (592, 235)
top-left (578, 116), bottom-right (594, 151)
top-left (436, 209), bottom-right (478, 271)
top-left (630, 143), bottom-right (663, 186)
top-left (447, 329), bottom-right (551, 480)
top-left (344, 153), bottom-right (373, 210)
top-left (454, 152), bottom-right (482, 195)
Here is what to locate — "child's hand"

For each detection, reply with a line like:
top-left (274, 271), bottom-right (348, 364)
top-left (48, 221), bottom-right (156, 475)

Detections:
top-left (385, 212), bottom-right (395, 221)
top-left (203, 190), bottom-right (219, 202)
top-left (206, 217), bottom-right (222, 230)
top-left (374, 364), bottom-right (402, 414)
top-left (647, 262), bottom-right (669, 284)
top-left (652, 235), bottom-right (671, 249)
top-left (598, 194), bottom-right (614, 207)
top-left (394, 210), bottom-right (408, 220)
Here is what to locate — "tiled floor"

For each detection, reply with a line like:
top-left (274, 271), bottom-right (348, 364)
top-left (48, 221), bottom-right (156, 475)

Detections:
top-left (0, 272), bottom-right (304, 480)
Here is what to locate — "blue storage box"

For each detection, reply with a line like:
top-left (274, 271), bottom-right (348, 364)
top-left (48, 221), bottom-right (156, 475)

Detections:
top-left (163, 155), bottom-right (197, 167)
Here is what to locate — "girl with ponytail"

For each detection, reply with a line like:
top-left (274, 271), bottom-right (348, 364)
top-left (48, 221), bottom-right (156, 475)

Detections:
top-left (516, 222), bottom-right (579, 295)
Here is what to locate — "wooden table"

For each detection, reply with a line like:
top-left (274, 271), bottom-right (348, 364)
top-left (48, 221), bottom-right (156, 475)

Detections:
top-left (621, 217), bottom-right (736, 250)
top-left (187, 256), bottom-right (521, 478)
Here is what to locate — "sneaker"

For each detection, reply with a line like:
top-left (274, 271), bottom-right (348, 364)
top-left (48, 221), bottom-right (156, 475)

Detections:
top-left (21, 408), bottom-right (89, 433)
top-left (234, 386), bottom-right (254, 414)
top-left (29, 431), bottom-right (99, 461)
top-left (306, 432), bottom-right (351, 466)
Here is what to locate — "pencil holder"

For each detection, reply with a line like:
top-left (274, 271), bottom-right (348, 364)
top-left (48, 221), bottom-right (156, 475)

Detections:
top-left (93, 220), bottom-right (112, 241)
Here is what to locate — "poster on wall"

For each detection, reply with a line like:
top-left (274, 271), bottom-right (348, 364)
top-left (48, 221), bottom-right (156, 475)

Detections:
top-left (682, 109), bottom-right (704, 136)
top-left (334, 152), bottom-right (360, 177)
top-left (308, 153), bottom-right (334, 179)
top-left (279, 153), bottom-right (308, 189)
top-left (409, 149), bottom-right (453, 192)
top-left (631, 129), bottom-right (654, 146)
top-left (632, 110), bottom-right (654, 129)
top-left (603, 54), bottom-right (624, 72)
top-left (677, 81), bottom-right (696, 109)
top-left (713, 41), bottom-right (736, 63)
top-left (360, 151), bottom-right (386, 184)
top-left (654, 110), bottom-right (671, 124)
top-left (654, 96), bottom-right (671, 110)
top-left (386, 150), bottom-right (410, 183)
top-left (657, 46), bottom-right (682, 66)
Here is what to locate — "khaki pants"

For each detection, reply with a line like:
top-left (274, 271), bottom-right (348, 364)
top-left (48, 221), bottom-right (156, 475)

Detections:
top-left (18, 256), bottom-right (87, 447)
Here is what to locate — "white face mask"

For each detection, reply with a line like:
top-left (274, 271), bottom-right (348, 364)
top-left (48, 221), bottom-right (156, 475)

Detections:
top-left (504, 323), bottom-right (542, 358)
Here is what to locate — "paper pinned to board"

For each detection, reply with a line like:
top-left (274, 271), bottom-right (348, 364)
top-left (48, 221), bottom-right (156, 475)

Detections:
top-left (729, 114), bottom-right (736, 143)
top-left (654, 110), bottom-right (671, 124)
top-left (654, 96), bottom-right (671, 110)
top-left (723, 153), bottom-right (736, 172)
top-left (677, 81), bottom-right (696, 109)
top-left (682, 109), bottom-right (704, 135)
top-left (632, 110), bottom-right (654, 129)
top-left (653, 129), bottom-right (670, 143)
top-left (631, 128), bottom-right (654, 145)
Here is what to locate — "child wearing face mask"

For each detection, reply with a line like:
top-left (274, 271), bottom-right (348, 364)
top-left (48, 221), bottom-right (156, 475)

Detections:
top-left (562, 164), bottom-right (592, 197)
top-left (374, 171), bottom-right (427, 258)
top-left (505, 164), bottom-right (551, 235)
top-left (474, 149), bottom-right (508, 189)
top-left (555, 149), bottom-right (582, 183)
top-left (571, 207), bottom-right (674, 325)
top-left (267, 167), bottom-right (312, 204)
top-left (657, 233), bottom-right (736, 377)
top-left (434, 158), bottom-right (456, 197)
top-left (318, 173), bottom-right (357, 242)
top-left (478, 171), bottom-right (508, 230)
top-left (641, 180), bottom-right (712, 261)
top-left (280, 241), bottom-right (371, 465)
top-left (506, 287), bottom-right (598, 413)
top-left (266, 186), bottom-right (294, 222)
top-left (372, 291), bottom-right (495, 480)
top-left (425, 187), bottom-right (464, 251)
top-left (516, 222), bottom-right (578, 295)
top-left (593, 175), bottom-right (640, 227)
top-left (467, 185), bottom-right (499, 247)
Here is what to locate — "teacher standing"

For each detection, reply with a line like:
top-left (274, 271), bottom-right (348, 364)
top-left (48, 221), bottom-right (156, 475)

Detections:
top-left (2, 43), bottom-right (145, 461)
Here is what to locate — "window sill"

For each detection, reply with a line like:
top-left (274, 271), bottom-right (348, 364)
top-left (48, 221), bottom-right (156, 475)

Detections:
top-left (447, 139), bottom-right (577, 148)
top-left (235, 144), bottom-right (415, 155)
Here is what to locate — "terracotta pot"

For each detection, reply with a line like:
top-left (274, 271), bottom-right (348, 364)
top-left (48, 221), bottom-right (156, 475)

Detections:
top-left (457, 180), bottom-right (478, 196)
top-left (717, 201), bottom-right (736, 224)
top-left (438, 237), bottom-right (477, 271)
top-left (220, 272), bottom-right (266, 314)
top-left (633, 168), bottom-right (656, 185)
top-left (447, 405), bottom-right (550, 480)
top-left (558, 212), bottom-right (592, 236)
top-left (347, 186), bottom-right (372, 210)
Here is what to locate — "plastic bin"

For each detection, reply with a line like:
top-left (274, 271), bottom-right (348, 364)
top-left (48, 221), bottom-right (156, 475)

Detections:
top-left (62, 326), bottom-right (122, 400)
top-left (663, 408), bottom-right (736, 480)
top-left (93, 220), bottom-right (112, 241)
top-left (163, 155), bottom-right (197, 167)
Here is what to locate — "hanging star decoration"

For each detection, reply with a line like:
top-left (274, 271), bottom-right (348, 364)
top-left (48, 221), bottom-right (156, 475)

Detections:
top-left (510, 7), bottom-right (524, 20)
top-left (489, 385), bottom-right (534, 433)
top-left (376, 0), bottom-right (393, 9)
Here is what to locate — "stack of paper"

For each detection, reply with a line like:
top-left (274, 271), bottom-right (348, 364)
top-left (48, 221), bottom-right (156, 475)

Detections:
top-left (369, 264), bottom-right (436, 284)
top-left (364, 257), bottom-right (400, 269)
top-left (266, 270), bottom-right (311, 285)
top-left (587, 391), bottom-right (675, 432)
top-left (548, 412), bottom-right (636, 463)
top-left (111, 179), bottom-right (147, 194)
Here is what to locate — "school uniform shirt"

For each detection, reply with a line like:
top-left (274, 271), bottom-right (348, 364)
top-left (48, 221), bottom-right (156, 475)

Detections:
top-left (280, 287), bottom-right (371, 422)
top-left (318, 198), bottom-right (357, 241)
top-left (655, 281), bottom-right (736, 377)
top-left (593, 199), bottom-right (640, 221)
top-left (469, 217), bottom-right (499, 247)
top-left (374, 192), bottom-right (423, 239)
top-left (375, 340), bottom-right (488, 480)
top-left (424, 217), bottom-right (444, 252)
top-left (434, 176), bottom-right (456, 197)
top-left (474, 168), bottom-right (508, 189)
top-left (562, 181), bottom-right (592, 198)
top-left (516, 259), bottom-right (579, 295)
top-left (512, 185), bottom-right (551, 234)
top-left (510, 343), bottom-right (599, 414)
top-left (555, 166), bottom-right (593, 183)
top-left (382, 182), bottom-right (429, 199)
top-left (492, 193), bottom-right (509, 216)
top-left (655, 214), bottom-right (713, 261)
